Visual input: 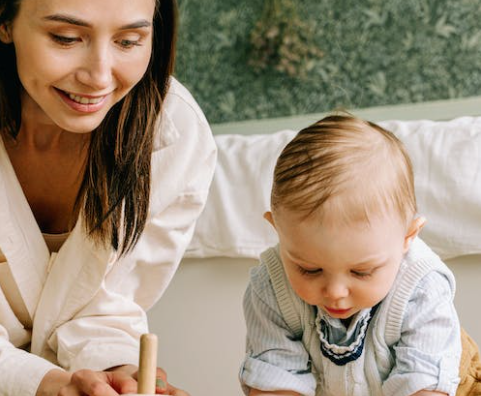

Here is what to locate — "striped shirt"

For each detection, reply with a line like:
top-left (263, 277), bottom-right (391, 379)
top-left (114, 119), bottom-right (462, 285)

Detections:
top-left (240, 240), bottom-right (461, 396)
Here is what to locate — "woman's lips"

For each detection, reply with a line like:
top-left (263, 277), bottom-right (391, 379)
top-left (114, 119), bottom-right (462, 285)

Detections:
top-left (56, 88), bottom-right (109, 113)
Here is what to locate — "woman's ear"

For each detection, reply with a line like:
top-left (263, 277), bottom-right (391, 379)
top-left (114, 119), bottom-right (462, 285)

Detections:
top-left (0, 23), bottom-right (13, 44)
top-left (403, 216), bottom-right (426, 253)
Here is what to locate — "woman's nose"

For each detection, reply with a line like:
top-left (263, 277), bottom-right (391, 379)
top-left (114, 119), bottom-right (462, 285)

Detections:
top-left (76, 50), bottom-right (113, 91)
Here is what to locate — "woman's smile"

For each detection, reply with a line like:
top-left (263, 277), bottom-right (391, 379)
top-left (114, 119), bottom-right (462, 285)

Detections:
top-left (55, 88), bottom-right (109, 113)
top-left (9, 0), bottom-right (154, 133)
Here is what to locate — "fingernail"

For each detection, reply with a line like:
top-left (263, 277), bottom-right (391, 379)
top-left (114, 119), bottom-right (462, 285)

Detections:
top-left (156, 378), bottom-right (166, 388)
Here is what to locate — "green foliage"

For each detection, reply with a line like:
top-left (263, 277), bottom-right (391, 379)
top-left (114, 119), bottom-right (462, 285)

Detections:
top-left (248, 0), bottom-right (323, 78)
top-left (175, 0), bottom-right (481, 124)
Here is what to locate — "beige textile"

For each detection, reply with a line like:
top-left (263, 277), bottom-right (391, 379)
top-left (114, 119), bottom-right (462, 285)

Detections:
top-left (457, 328), bottom-right (481, 395)
top-left (0, 233), bottom-right (68, 331)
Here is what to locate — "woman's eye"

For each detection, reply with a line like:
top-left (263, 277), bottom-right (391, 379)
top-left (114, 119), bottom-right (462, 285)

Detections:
top-left (50, 34), bottom-right (79, 46)
top-left (118, 39), bottom-right (141, 49)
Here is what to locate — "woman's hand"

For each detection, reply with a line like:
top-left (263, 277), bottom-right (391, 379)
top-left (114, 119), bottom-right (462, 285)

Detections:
top-left (37, 365), bottom-right (191, 396)
top-left (36, 367), bottom-right (137, 396)
top-left (131, 366), bottom-right (191, 395)
top-left (61, 369), bottom-right (138, 395)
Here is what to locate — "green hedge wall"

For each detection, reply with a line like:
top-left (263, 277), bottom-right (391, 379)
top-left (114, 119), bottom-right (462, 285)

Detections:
top-left (175, 0), bottom-right (481, 124)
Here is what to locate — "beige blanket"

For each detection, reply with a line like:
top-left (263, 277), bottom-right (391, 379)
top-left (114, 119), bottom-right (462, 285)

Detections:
top-left (457, 328), bottom-right (481, 395)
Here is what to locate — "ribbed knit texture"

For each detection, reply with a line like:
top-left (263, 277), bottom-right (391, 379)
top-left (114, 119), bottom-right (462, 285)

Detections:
top-left (262, 238), bottom-right (459, 396)
top-left (263, 246), bottom-right (303, 337)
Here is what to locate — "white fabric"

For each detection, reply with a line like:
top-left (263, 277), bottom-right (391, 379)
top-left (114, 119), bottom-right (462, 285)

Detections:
top-left (186, 116), bottom-right (481, 260)
top-left (0, 78), bottom-right (217, 396)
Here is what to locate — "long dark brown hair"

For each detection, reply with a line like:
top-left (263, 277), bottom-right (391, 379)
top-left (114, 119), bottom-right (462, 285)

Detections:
top-left (0, 0), bottom-right (178, 255)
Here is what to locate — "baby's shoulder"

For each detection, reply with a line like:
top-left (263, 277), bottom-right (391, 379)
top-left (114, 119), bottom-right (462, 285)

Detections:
top-left (248, 247), bottom-right (303, 311)
top-left (400, 237), bottom-right (456, 296)
top-left (249, 260), bottom-right (271, 287)
top-left (414, 270), bottom-right (454, 298)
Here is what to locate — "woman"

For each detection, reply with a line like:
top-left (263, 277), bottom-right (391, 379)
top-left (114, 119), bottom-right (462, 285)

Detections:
top-left (0, 0), bottom-right (216, 395)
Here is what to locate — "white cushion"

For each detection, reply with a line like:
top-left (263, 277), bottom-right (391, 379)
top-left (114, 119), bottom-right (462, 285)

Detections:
top-left (185, 117), bottom-right (481, 260)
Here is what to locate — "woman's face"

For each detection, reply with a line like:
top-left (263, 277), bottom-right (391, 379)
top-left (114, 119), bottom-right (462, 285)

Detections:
top-left (5, 0), bottom-right (156, 133)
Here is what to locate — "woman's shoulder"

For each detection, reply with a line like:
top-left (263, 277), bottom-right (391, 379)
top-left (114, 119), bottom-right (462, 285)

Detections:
top-left (164, 78), bottom-right (209, 124)
top-left (152, 77), bottom-right (214, 152)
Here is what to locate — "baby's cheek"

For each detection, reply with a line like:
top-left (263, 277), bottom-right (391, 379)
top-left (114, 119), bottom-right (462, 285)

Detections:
top-left (359, 281), bottom-right (392, 307)
top-left (291, 278), bottom-right (321, 305)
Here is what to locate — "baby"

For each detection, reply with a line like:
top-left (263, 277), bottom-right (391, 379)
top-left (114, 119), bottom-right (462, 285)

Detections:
top-left (240, 115), bottom-right (462, 396)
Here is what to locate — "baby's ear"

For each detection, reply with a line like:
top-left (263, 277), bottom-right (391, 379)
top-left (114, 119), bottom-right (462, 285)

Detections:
top-left (263, 211), bottom-right (276, 229)
top-left (403, 216), bottom-right (426, 253)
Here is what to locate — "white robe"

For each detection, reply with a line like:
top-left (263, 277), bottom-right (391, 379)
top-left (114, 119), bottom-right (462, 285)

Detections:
top-left (0, 78), bottom-right (217, 395)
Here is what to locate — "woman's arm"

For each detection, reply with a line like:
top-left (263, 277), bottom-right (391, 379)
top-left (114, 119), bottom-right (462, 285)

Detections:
top-left (411, 391), bottom-right (448, 396)
top-left (0, 331), bottom-right (61, 396)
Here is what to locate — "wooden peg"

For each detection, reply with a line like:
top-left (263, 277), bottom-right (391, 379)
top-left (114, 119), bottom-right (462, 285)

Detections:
top-left (137, 333), bottom-right (158, 394)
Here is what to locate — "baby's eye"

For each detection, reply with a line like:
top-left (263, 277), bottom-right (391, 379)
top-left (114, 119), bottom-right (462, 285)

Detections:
top-left (297, 266), bottom-right (322, 276)
top-left (351, 270), bottom-right (372, 278)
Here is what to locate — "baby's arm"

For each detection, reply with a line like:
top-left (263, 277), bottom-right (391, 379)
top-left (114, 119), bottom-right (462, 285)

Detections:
top-left (240, 264), bottom-right (316, 396)
top-left (383, 271), bottom-right (460, 396)
top-left (249, 389), bottom-right (302, 396)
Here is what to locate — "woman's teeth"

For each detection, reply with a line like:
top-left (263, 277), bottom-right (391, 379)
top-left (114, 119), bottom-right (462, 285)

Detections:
top-left (68, 93), bottom-right (103, 104)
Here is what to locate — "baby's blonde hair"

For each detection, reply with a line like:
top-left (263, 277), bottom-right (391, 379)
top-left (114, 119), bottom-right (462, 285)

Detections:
top-left (271, 114), bottom-right (417, 226)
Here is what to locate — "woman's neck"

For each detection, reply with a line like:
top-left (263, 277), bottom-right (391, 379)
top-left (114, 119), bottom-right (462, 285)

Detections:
top-left (4, 124), bottom-right (90, 234)
top-left (18, 89), bottom-right (91, 152)
top-left (14, 120), bottom-right (91, 153)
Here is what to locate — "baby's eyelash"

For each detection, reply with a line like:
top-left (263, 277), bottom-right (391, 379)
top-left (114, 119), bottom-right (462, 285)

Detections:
top-left (351, 270), bottom-right (372, 278)
top-left (297, 266), bottom-right (322, 276)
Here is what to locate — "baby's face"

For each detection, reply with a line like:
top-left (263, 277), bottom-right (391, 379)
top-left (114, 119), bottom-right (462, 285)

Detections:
top-left (270, 208), bottom-right (413, 319)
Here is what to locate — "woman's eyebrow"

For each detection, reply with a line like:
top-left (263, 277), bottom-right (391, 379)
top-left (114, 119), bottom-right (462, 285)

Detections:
top-left (42, 14), bottom-right (152, 30)
top-left (119, 20), bottom-right (152, 30)
top-left (43, 14), bottom-right (91, 27)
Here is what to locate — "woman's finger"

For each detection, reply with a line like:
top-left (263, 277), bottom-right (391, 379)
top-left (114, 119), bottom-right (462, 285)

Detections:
top-left (70, 369), bottom-right (119, 396)
top-left (154, 367), bottom-right (168, 393)
top-left (167, 385), bottom-right (191, 396)
top-left (106, 371), bottom-right (138, 395)
top-left (57, 383), bottom-right (83, 396)
top-left (133, 366), bottom-right (167, 381)
top-left (133, 366), bottom-right (169, 393)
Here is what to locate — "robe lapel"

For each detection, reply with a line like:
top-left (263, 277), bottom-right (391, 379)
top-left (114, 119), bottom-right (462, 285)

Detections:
top-left (30, 216), bottom-right (114, 358)
top-left (0, 137), bottom-right (50, 320)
